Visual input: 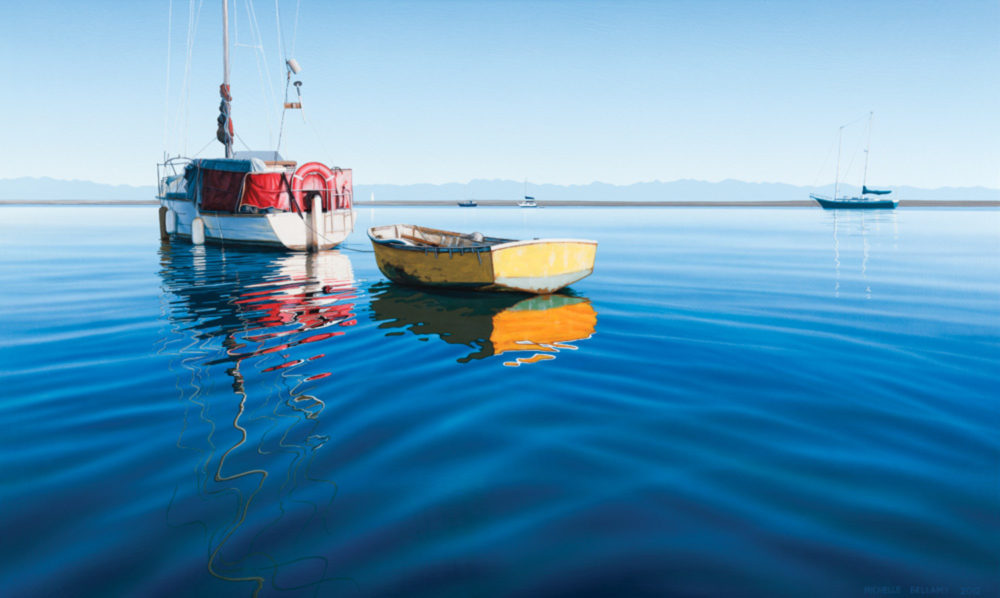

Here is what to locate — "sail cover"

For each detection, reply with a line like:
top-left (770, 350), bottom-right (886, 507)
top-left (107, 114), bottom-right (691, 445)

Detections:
top-left (195, 159), bottom-right (296, 212)
top-left (198, 159), bottom-right (252, 211)
top-left (243, 173), bottom-right (292, 210)
top-left (863, 185), bottom-right (892, 195)
top-left (217, 84), bottom-right (234, 152)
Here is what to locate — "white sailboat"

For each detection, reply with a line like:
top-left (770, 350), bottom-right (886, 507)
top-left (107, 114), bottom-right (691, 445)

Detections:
top-left (810, 112), bottom-right (897, 210)
top-left (157, 1), bottom-right (355, 250)
top-left (518, 180), bottom-right (538, 207)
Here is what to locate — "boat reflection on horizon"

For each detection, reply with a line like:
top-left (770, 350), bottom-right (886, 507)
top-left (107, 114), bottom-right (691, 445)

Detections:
top-left (368, 283), bottom-right (597, 366)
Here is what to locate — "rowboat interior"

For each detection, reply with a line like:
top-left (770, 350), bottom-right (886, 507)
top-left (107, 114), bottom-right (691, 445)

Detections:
top-left (370, 224), bottom-right (512, 251)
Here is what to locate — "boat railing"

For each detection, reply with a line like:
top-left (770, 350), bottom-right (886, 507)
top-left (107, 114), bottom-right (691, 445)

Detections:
top-left (156, 157), bottom-right (193, 198)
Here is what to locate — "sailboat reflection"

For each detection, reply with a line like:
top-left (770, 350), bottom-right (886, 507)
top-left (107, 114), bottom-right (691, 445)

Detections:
top-left (158, 244), bottom-right (358, 596)
top-left (369, 283), bottom-right (598, 366)
top-left (829, 209), bottom-right (897, 299)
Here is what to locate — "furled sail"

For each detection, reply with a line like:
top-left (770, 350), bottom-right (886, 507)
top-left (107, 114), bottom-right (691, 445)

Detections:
top-left (216, 83), bottom-right (234, 152)
top-left (862, 185), bottom-right (891, 195)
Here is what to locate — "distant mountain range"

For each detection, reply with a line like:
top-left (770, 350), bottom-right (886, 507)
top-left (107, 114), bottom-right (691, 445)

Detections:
top-left (1, 176), bottom-right (997, 203)
top-left (0, 178), bottom-right (158, 201)
top-left (355, 179), bottom-right (1000, 203)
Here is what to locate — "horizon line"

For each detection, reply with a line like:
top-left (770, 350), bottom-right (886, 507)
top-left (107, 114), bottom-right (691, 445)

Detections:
top-left (1, 175), bottom-right (998, 192)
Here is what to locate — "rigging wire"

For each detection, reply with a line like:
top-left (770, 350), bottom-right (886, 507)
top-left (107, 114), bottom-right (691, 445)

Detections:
top-left (841, 127), bottom-right (868, 187)
top-left (163, 0), bottom-right (173, 153)
top-left (300, 104), bottom-right (338, 167)
top-left (813, 113), bottom-right (872, 190)
top-left (177, 0), bottom-right (206, 155)
top-left (243, 0), bottom-right (279, 148)
top-left (274, 0), bottom-right (287, 61)
top-left (191, 136), bottom-right (218, 158)
top-left (274, 0), bottom-right (305, 158)
top-left (235, 133), bottom-right (254, 152)
top-left (290, 0), bottom-right (301, 58)
top-left (811, 134), bottom-right (838, 189)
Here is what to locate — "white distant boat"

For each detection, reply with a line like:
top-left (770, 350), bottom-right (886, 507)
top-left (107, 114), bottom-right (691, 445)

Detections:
top-left (157, 1), bottom-right (355, 250)
top-left (519, 180), bottom-right (538, 207)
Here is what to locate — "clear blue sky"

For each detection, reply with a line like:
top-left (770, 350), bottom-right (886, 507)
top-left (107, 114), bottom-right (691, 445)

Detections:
top-left (1, 0), bottom-right (997, 188)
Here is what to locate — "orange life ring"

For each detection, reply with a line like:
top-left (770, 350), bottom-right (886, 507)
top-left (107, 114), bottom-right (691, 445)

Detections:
top-left (291, 162), bottom-right (336, 211)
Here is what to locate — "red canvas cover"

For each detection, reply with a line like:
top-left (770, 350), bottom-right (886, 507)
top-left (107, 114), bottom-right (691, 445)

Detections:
top-left (242, 173), bottom-right (291, 211)
top-left (333, 169), bottom-right (353, 210)
top-left (199, 169), bottom-right (245, 212)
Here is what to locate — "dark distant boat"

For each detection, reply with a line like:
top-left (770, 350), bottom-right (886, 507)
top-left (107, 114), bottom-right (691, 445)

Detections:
top-left (458, 200), bottom-right (477, 207)
top-left (810, 194), bottom-right (897, 209)
top-left (811, 112), bottom-right (898, 210)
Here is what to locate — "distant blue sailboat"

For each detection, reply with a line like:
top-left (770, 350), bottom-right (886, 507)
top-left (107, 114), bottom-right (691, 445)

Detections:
top-left (811, 112), bottom-right (898, 210)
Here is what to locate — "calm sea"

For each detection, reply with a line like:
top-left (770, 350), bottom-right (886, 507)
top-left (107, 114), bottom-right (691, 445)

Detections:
top-left (1, 205), bottom-right (997, 597)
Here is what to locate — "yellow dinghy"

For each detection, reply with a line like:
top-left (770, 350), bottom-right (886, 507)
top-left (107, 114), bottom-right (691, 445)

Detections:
top-left (368, 224), bottom-right (597, 294)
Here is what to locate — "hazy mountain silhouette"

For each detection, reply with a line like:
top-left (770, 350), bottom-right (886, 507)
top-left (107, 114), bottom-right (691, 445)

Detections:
top-left (1, 176), bottom-right (996, 202)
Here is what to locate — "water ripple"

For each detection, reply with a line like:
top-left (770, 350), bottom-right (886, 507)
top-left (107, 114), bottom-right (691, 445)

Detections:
top-left (1, 207), bottom-right (998, 596)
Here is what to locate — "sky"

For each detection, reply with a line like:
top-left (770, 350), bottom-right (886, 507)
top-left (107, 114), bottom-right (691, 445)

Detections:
top-left (0, 0), bottom-right (997, 188)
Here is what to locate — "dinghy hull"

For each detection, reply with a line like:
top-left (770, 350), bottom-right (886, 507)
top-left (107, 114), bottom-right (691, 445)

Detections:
top-left (368, 225), bottom-right (596, 294)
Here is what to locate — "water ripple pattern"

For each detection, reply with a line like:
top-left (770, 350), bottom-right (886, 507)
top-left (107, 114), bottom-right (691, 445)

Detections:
top-left (0, 206), bottom-right (997, 597)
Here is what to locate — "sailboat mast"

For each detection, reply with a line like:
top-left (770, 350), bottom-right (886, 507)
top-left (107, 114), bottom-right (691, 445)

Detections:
top-left (221, 0), bottom-right (233, 158)
top-left (222, 0), bottom-right (230, 89)
top-left (834, 126), bottom-right (843, 201)
top-left (861, 111), bottom-right (873, 194)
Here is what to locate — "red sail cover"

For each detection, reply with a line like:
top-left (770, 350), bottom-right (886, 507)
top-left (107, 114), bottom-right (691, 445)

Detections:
top-left (199, 168), bottom-right (245, 212)
top-left (242, 173), bottom-right (291, 210)
top-left (198, 161), bottom-right (349, 213)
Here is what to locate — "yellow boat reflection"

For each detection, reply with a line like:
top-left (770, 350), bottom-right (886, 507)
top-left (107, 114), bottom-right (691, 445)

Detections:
top-left (369, 285), bottom-right (597, 366)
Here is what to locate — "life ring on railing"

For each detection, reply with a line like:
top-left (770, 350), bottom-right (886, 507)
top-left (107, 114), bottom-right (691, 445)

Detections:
top-left (292, 162), bottom-right (336, 212)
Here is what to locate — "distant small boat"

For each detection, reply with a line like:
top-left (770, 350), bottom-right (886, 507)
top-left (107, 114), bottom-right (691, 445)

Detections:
top-left (458, 200), bottom-right (478, 207)
top-left (368, 224), bottom-right (596, 294)
top-left (519, 179), bottom-right (539, 207)
top-left (811, 112), bottom-right (897, 210)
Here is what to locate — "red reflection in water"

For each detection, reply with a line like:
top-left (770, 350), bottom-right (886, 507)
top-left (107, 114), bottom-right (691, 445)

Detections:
top-left (224, 254), bottom-right (357, 383)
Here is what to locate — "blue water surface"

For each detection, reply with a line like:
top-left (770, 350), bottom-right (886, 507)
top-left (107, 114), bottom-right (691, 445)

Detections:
top-left (0, 205), bottom-right (997, 597)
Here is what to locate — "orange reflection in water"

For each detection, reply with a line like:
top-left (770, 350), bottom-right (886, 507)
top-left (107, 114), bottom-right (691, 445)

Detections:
top-left (370, 285), bottom-right (597, 366)
top-left (491, 295), bottom-right (597, 366)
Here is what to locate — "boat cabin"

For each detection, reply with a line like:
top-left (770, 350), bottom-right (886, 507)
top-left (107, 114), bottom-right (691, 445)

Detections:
top-left (158, 152), bottom-right (352, 215)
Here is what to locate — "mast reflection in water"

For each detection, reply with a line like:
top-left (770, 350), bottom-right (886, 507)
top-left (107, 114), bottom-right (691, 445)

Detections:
top-left (368, 284), bottom-right (598, 366)
top-left (157, 243), bottom-right (359, 596)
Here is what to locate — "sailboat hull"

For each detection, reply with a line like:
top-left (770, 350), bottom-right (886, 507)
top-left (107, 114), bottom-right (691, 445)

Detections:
top-left (810, 194), bottom-right (898, 210)
top-left (161, 198), bottom-right (355, 249)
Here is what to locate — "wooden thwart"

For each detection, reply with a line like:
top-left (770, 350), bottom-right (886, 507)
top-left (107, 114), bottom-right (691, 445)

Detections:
top-left (401, 233), bottom-right (440, 247)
